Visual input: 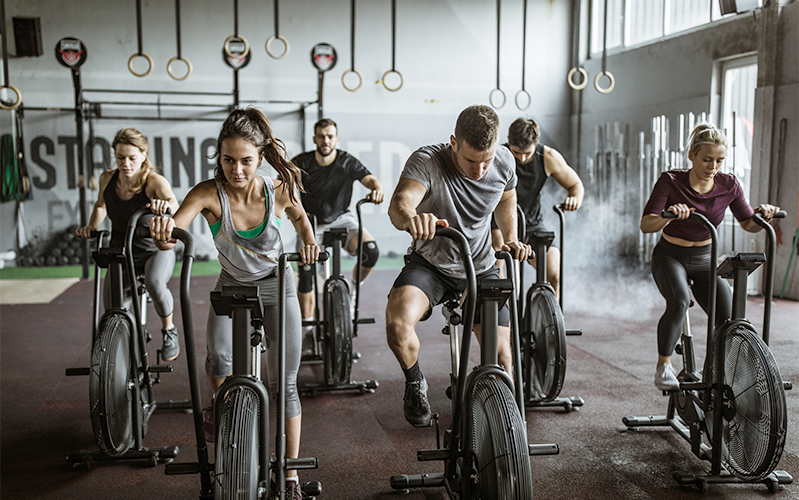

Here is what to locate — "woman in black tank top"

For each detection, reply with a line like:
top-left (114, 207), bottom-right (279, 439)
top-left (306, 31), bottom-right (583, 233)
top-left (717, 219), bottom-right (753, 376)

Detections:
top-left (75, 128), bottom-right (181, 361)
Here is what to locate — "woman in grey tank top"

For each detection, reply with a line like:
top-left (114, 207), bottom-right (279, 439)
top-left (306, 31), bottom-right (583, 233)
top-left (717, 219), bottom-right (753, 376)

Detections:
top-left (148, 108), bottom-right (321, 495)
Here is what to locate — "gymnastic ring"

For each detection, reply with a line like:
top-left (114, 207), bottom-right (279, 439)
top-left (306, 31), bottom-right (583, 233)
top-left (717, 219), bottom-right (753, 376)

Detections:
top-left (0, 85), bottom-right (22, 111)
top-left (128, 53), bottom-right (154, 77)
top-left (265, 35), bottom-right (289, 59)
top-left (381, 69), bottom-right (403, 92)
top-left (342, 69), bottom-right (363, 92)
top-left (167, 56), bottom-right (193, 81)
top-left (224, 34), bottom-right (250, 59)
top-left (567, 67), bottom-right (588, 90)
top-left (515, 89), bottom-right (531, 111)
top-left (594, 70), bottom-right (615, 94)
top-left (489, 88), bottom-right (506, 109)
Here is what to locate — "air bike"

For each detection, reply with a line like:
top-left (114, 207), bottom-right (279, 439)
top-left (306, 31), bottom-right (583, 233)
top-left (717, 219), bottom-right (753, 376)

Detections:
top-left (299, 197), bottom-right (378, 396)
top-left (390, 227), bottom-right (558, 498)
top-left (623, 210), bottom-right (793, 493)
top-left (517, 204), bottom-right (584, 412)
top-left (167, 251), bottom-right (329, 500)
top-left (66, 207), bottom-right (194, 468)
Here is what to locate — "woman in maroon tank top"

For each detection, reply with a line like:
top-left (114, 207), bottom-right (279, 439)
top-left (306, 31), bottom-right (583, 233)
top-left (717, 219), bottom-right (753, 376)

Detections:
top-left (640, 123), bottom-right (780, 392)
top-left (76, 128), bottom-right (181, 361)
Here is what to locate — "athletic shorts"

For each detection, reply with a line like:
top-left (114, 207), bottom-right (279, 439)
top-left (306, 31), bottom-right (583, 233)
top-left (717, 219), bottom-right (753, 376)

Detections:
top-left (391, 252), bottom-right (510, 326)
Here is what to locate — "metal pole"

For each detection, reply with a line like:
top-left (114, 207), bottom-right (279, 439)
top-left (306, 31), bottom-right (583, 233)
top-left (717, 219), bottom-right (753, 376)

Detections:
top-left (72, 68), bottom-right (89, 280)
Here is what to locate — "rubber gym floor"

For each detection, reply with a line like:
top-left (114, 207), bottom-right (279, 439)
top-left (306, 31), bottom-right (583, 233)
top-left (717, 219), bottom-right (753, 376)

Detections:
top-left (1, 262), bottom-right (797, 499)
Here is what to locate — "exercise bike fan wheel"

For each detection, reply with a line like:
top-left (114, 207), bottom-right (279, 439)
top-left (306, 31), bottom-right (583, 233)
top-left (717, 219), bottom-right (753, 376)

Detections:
top-left (90, 314), bottom-right (135, 457)
top-left (215, 385), bottom-right (260, 499)
top-left (465, 375), bottom-right (534, 499)
top-left (323, 279), bottom-right (353, 386)
top-left (705, 320), bottom-right (787, 481)
top-left (524, 287), bottom-right (567, 401)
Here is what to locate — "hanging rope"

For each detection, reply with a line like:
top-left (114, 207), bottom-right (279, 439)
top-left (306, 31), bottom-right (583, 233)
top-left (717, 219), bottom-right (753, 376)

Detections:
top-left (489, 0), bottom-right (505, 109)
top-left (594, 0), bottom-right (615, 93)
top-left (566, 0), bottom-right (587, 90)
top-left (224, 0), bottom-right (250, 59)
top-left (265, 0), bottom-right (289, 59)
top-left (0, 0), bottom-right (21, 110)
top-left (515, 0), bottom-right (530, 110)
top-left (127, 0), bottom-right (153, 77)
top-left (167, 0), bottom-right (192, 80)
top-left (381, 0), bottom-right (403, 91)
top-left (342, 0), bottom-right (363, 91)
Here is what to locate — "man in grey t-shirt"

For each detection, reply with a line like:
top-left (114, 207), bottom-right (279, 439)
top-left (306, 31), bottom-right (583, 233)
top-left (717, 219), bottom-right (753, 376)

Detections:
top-left (386, 105), bottom-right (531, 427)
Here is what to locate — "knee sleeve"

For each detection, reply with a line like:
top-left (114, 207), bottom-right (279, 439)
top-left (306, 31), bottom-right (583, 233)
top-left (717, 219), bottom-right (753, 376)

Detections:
top-left (360, 241), bottom-right (379, 268)
top-left (297, 263), bottom-right (315, 293)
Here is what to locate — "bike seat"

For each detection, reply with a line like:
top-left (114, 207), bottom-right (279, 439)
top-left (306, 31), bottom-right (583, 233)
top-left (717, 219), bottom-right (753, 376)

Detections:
top-left (528, 231), bottom-right (555, 248)
top-left (92, 247), bottom-right (126, 268)
top-left (716, 253), bottom-right (765, 279)
top-left (210, 286), bottom-right (264, 320)
top-left (322, 227), bottom-right (349, 246)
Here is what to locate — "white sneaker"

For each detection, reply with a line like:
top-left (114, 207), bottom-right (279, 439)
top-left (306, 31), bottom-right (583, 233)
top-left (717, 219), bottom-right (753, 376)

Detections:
top-left (654, 363), bottom-right (679, 391)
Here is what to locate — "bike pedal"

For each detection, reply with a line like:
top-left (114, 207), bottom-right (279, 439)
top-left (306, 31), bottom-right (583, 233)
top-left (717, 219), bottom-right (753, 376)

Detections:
top-left (165, 462), bottom-right (200, 475)
top-left (565, 329), bottom-right (582, 336)
top-left (302, 481), bottom-right (322, 497)
top-left (149, 364), bottom-right (174, 373)
top-left (65, 367), bottom-right (90, 376)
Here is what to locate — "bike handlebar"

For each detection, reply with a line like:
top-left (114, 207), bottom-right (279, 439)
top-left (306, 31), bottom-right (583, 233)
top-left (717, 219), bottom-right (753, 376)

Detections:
top-left (282, 251), bottom-right (330, 263)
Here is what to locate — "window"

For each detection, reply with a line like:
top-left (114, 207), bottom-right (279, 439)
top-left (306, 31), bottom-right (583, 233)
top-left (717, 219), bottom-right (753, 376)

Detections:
top-left (590, 0), bottom-right (744, 54)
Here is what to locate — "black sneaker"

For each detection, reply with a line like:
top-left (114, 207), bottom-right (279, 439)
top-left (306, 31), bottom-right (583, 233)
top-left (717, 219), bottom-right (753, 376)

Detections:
top-left (161, 326), bottom-right (180, 361)
top-left (403, 377), bottom-right (432, 427)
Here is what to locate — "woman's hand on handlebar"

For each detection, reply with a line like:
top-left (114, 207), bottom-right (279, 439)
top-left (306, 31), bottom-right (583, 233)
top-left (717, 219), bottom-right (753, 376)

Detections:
top-left (666, 203), bottom-right (693, 220)
top-left (149, 215), bottom-right (176, 244)
top-left (299, 243), bottom-right (321, 266)
top-left (755, 204), bottom-right (780, 220)
top-left (502, 240), bottom-right (532, 261)
top-left (403, 213), bottom-right (448, 241)
top-left (148, 199), bottom-right (172, 216)
top-left (75, 225), bottom-right (97, 239)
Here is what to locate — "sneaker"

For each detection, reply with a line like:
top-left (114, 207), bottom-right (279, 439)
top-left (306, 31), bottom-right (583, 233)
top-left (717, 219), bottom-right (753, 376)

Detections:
top-left (203, 406), bottom-right (215, 443)
top-left (161, 326), bottom-right (180, 361)
top-left (403, 377), bottom-right (432, 427)
top-left (654, 363), bottom-right (679, 391)
top-left (285, 481), bottom-right (304, 500)
top-left (301, 330), bottom-right (315, 357)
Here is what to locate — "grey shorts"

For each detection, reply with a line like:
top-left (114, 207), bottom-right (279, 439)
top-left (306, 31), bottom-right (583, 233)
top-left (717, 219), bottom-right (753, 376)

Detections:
top-left (391, 252), bottom-right (510, 326)
top-left (297, 211), bottom-right (360, 256)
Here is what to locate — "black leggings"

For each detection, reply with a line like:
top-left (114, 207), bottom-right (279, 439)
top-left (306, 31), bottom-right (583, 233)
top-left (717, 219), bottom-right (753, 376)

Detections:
top-left (650, 238), bottom-right (732, 357)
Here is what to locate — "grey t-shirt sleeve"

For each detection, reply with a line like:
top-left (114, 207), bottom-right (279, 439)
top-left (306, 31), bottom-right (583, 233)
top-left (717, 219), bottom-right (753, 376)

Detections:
top-left (497, 146), bottom-right (518, 191)
top-left (400, 148), bottom-right (434, 190)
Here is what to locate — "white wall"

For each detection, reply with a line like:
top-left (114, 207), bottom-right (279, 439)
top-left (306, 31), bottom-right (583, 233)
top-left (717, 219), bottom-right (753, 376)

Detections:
top-left (0, 0), bottom-right (573, 260)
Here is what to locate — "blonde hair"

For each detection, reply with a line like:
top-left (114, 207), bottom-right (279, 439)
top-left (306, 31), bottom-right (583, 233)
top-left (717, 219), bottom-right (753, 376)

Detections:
top-left (111, 128), bottom-right (155, 191)
top-left (687, 123), bottom-right (727, 157)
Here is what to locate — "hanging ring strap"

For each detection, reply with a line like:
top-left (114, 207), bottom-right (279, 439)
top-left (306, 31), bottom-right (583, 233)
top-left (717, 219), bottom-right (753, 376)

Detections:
top-left (382, 0), bottom-right (403, 91)
top-left (224, 0), bottom-right (250, 58)
top-left (167, 0), bottom-right (192, 80)
top-left (343, 0), bottom-right (362, 91)
top-left (490, 0), bottom-right (505, 109)
top-left (0, 0), bottom-right (21, 109)
top-left (128, 0), bottom-right (153, 77)
top-left (265, 0), bottom-right (289, 59)
top-left (515, 0), bottom-right (530, 110)
top-left (594, 0), bottom-right (614, 93)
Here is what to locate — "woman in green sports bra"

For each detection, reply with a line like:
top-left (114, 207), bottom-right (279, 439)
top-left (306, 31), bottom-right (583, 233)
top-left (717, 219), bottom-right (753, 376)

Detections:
top-left (148, 107), bottom-right (320, 496)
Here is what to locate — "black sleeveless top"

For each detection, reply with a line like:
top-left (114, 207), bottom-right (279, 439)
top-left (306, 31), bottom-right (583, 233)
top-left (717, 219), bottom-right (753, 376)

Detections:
top-left (510, 142), bottom-right (548, 229)
top-left (103, 170), bottom-right (159, 266)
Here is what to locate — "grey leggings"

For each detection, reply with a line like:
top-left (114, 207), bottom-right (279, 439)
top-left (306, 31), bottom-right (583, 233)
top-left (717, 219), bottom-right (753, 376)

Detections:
top-left (103, 249), bottom-right (176, 319)
top-left (651, 238), bottom-right (732, 357)
top-left (206, 266), bottom-right (303, 419)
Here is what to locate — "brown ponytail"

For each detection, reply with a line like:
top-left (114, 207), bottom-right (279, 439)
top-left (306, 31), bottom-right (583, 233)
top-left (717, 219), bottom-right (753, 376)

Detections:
top-left (213, 107), bottom-right (304, 204)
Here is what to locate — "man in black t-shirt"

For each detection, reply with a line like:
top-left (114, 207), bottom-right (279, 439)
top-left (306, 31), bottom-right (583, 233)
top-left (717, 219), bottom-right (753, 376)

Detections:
top-left (491, 118), bottom-right (584, 297)
top-left (292, 118), bottom-right (385, 354)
